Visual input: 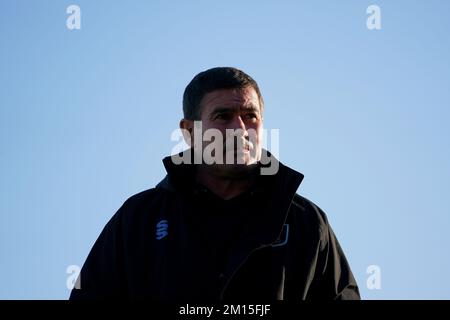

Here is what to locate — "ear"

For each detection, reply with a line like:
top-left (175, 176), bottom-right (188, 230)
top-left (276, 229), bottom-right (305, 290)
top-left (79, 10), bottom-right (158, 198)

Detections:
top-left (179, 119), bottom-right (194, 147)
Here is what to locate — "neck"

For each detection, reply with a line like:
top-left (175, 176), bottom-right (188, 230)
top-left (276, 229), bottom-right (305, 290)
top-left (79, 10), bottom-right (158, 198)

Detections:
top-left (196, 165), bottom-right (258, 200)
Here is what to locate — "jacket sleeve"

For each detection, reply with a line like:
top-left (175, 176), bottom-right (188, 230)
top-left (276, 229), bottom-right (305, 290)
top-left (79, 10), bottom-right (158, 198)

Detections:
top-left (307, 204), bottom-right (361, 300)
top-left (69, 206), bottom-right (126, 300)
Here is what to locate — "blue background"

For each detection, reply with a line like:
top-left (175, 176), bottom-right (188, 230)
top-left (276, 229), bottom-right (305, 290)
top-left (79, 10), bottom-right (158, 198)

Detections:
top-left (1, 0), bottom-right (449, 299)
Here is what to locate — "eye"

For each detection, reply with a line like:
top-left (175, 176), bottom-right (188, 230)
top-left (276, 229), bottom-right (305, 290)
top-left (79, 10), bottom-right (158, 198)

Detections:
top-left (215, 113), bottom-right (232, 121)
top-left (244, 113), bottom-right (258, 121)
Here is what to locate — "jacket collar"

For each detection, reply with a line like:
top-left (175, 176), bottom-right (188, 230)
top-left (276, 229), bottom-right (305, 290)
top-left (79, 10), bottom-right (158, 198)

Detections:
top-left (157, 148), bottom-right (304, 197)
top-left (157, 148), bottom-right (304, 241)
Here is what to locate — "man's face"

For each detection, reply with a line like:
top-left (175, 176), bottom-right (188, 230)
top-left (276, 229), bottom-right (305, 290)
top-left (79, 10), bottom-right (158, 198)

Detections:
top-left (183, 86), bottom-right (263, 175)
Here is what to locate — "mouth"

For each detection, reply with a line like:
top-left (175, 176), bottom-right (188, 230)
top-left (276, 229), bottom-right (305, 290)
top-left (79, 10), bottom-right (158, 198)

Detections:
top-left (234, 141), bottom-right (252, 153)
top-left (222, 138), bottom-right (254, 155)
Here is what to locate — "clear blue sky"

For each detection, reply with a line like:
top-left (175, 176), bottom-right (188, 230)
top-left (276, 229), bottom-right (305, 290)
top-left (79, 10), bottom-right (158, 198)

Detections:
top-left (1, 0), bottom-right (450, 299)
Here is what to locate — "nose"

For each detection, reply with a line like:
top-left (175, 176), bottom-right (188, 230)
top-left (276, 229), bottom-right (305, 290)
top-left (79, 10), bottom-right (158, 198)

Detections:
top-left (230, 115), bottom-right (248, 137)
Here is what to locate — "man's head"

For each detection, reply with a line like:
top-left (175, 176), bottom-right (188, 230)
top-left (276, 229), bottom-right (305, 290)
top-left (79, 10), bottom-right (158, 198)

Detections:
top-left (180, 67), bottom-right (264, 177)
top-left (182, 67), bottom-right (264, 121)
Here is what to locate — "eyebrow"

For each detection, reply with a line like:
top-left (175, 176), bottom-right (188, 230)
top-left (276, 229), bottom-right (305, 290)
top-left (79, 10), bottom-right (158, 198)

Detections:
top-left (210, 104), bottom-right (260, 117)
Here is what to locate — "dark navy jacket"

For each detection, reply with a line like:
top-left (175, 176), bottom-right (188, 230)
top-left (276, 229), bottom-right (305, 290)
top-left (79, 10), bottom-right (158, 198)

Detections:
top-left (70, 150), bottom-right (360, 300)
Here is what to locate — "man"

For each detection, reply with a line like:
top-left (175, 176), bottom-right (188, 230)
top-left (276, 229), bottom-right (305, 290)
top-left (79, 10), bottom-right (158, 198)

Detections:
top-left (70, 67), bottom-right (360, 300)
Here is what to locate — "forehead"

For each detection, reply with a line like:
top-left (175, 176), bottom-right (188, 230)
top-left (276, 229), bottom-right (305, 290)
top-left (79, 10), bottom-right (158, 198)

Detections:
top-left (200, 87), bottom-right (260, 113)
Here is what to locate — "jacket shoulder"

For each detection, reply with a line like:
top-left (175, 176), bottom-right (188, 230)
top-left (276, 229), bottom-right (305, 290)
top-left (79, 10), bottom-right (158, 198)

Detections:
top-left (124, 187), bottom-right (161, 206)
top-left (113, 187), bottom-right (167, 223)
top-left (289, 194), bottom-right (331, 245)
top-left (291, 194), bottom-right (329, 223)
